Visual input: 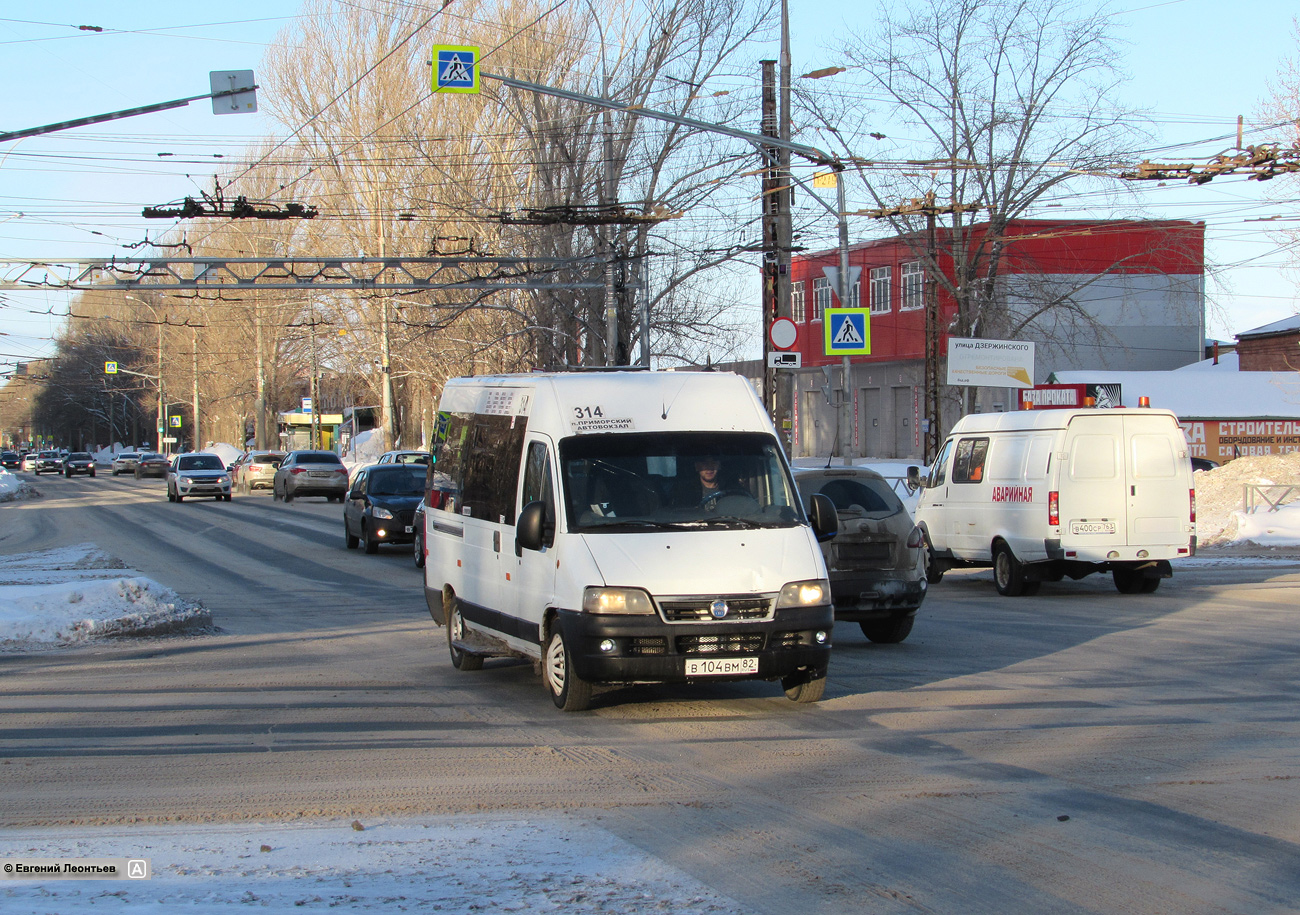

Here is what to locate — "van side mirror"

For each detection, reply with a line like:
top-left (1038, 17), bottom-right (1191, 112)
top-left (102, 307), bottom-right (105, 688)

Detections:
top-left (906, 465), bottom-right (923, 491)
top-left (516, 500), bottom-right (552, 553)
top-left (808, 492), bottom-right (838, 542)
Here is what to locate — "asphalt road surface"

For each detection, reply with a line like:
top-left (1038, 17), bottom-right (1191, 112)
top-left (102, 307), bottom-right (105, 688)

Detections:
top-left (3, 470), bottom-right (1300, 914)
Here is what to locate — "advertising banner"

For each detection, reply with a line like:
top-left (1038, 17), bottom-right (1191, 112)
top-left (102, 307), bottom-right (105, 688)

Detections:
top-left (1181, 420), bottom-right (1300, 461)
top-left (947, 338), bottom-right (1034, 388)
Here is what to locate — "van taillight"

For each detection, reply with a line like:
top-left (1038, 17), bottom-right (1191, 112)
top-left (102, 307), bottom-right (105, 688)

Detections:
top-left (1190, 489), bottom-right (1196, 523)
top-left (1048, 491), bottom-right (1059, 526)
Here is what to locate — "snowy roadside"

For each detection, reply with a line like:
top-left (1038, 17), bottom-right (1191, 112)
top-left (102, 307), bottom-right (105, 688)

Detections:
top-left (0, 544), bottom-right (210, 649)
top-left (0, 815), bottom-right (745, 914)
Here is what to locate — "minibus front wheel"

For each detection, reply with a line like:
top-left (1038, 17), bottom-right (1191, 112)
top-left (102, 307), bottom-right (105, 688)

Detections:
top-left (782, 669), bottom-right (827, 703)
top-left (544, 623), bottom-right (592, 712)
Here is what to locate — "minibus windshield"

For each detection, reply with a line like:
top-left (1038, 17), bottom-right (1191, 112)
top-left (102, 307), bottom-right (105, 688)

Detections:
top-left (559, 432), bottom-right (804, 533)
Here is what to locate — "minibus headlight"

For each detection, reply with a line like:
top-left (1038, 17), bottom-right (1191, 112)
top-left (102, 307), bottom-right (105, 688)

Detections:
top-left (583, 587), bottom-right (655, 615)
top-left (777, 579), bottom-right (829, 609)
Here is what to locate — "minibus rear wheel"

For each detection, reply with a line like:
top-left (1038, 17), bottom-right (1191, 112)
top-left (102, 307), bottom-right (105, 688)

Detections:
top-left (447, 597), bottom-right (483, 671)
top-left (993, 541), bottom-right (1039, 597)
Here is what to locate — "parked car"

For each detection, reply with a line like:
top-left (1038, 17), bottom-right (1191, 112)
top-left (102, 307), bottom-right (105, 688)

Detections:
top-left (166, 452), bottom-right (232, 502)
top-left (376, 450), bottom-right (432, 467)
top-left (0, 450), bottom-right (20, 470)
top-left (135, 453), bottom-right (171, 479)
top-left (33, 450), bottom-right (64, 475)
top-left (63, 452), bottom-right (96, 477)
top-left (110, 451), bottom-right (142, 475)
top-left (230, 450), bottom-right (287, 493)
top-left (793, 466), bottom-right (927, 643)
top-left (412, 498), bottom-right (426, 569)
top-left (344, 464), bottom-right (425, 554)
top-left (273, 450), bottom-right (349, 502)
top-left (1191, 456), bottom-right (1220, 473)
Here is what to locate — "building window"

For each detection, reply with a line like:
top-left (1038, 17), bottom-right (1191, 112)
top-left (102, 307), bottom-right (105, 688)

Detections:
top-left (869, 266), bottom-right (891, 314)
top-left (850, 280), bottom-right (861, 309)
top-left (813, 277), bottom-right (832, 320)
top-left (901, 261), bottom-right (924, 311)
top-left (791, 281), bottom-right (805, 322)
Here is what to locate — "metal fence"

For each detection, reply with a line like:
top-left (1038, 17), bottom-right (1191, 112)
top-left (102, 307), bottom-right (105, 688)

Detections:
top-left (1243, 484), bottom-right (1300, 513)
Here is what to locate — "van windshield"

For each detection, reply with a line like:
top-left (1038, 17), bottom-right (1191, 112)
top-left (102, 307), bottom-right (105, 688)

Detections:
top-left (559, 432), bottom-right (804, 533)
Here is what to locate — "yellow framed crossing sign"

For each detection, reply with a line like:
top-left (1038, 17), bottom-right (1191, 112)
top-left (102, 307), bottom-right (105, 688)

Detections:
top-left (824, 307), bottom-right (871, 356)
top-left (432, 46), bottom-right (480, 94)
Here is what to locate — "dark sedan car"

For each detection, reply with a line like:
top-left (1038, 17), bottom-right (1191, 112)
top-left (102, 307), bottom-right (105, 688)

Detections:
top-left (63, 452), bottom-right (96, 477)
top-left (344, 464), bottom-right (425, 554)
top-left (135, 453), bottom-right (171, 479)
top-left (793, 466), bottom-right (927, 643)
top-left (0, 451), bottom-right (20, 470)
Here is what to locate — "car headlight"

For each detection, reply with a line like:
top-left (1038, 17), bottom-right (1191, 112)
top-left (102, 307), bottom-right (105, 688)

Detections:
top-left (583, 587), bottom-right (655, 615)
top-left (776, 579), bottom-right (830, 609)
top-left (371, 507), bottom-right (394, 520)
top-left (218, 474), bottom-right (230, 484)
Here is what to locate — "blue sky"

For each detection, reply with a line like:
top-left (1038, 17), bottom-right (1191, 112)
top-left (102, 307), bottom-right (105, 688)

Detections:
top-left (1, 0), bottom-right (1297, 374)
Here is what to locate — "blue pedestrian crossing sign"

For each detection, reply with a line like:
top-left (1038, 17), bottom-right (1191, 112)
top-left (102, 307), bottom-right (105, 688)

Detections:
top-left (824, 308), bottom-right (871, 355)
top-left (432, 45), bottom-right (480, 94)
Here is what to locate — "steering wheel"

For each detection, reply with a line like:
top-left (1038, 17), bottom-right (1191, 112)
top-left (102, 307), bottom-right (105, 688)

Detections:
top-left (700, 488), bottom-right (754, 510)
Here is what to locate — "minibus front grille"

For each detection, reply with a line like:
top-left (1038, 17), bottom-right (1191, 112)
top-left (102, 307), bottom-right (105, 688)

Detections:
top-left (676, 633), bottom-right (766, 655)
top-left (658, 596), bottom-right (773, 621)
top-left (627, 637), bottom-right (668, 656)
top-left (771, 631), bottom-right (809, 650)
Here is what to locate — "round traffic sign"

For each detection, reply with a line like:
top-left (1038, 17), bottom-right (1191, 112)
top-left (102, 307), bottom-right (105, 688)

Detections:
top-left (769, 317), bottom-right (798, 350)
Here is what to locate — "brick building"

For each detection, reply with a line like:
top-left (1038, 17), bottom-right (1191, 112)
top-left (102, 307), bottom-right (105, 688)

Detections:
top-left (1235, 316), bottom-right (1300, 372)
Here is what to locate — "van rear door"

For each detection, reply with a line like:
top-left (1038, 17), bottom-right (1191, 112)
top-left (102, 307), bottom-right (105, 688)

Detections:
top-left (1122, 413), bottom-right (1189, 547)
top-left (1061, 414), bottom-right (1127, 548)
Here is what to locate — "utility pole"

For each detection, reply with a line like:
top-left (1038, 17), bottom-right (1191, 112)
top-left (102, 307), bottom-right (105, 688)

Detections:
top-left (761, 61), bottom-right (779, 414)
top-left (191, 326), bottom-right (200, 450)
top-left (775, 1), bottom-right (794, 452)
top-left (858, 192), bottom-right (981, 463)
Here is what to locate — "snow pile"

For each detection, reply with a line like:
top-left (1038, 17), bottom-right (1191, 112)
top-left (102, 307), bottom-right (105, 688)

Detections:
top-left (204, 441), bottom-right (244, 467)
top-left (0, 468), bottom-right (41, 503)
top-left (0, 544), bottom-right (210, 649)
top-left (342, 427), bottom-right (385, 471)
top-left (1195, 453), bottom-right (1300, 546)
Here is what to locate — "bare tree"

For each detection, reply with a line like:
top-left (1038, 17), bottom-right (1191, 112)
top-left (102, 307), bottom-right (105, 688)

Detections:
top-left (803, 0), bottom-right (1153, 399)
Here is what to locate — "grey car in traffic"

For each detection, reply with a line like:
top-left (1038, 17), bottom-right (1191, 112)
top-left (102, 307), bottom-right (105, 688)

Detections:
top-left (273, 450), bottom-right (349, 502)
top-left (793, 466), bottom-right (927, 643)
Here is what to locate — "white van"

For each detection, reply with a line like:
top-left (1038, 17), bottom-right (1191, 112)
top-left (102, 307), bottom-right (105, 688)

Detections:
top-left (910, 407), bottom-right (1196, 595)
top-left (422, 371), bottom-right (838, 711)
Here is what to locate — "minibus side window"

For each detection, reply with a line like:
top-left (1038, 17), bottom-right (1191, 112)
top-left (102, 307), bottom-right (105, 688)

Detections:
top-left (461, 415), bottom-right (528, 524)
top-left (952, 437), bottom-right (989, 484)
top-left (521, 441), bottom-right (556, 529)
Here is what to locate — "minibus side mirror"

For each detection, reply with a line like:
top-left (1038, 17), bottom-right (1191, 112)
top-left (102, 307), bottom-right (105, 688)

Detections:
top-left (906, 465), bottom-right (923, 491)
top-left (516, 500), bottom-right (550, 553)
top-left (808, 492), bottom-right (838, 542)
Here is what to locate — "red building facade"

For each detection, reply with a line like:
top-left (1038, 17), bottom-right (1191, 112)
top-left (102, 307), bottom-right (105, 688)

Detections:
top-left (785, 219), bottom-right (1205, 459)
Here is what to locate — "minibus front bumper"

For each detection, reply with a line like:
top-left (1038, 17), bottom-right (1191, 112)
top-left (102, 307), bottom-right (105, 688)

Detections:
top-left (555, 606), bottom-right (834, 685)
